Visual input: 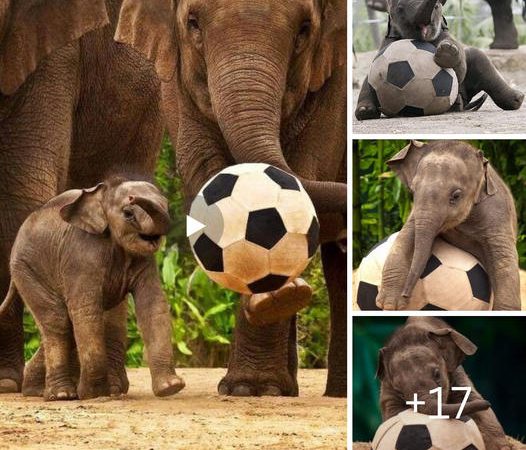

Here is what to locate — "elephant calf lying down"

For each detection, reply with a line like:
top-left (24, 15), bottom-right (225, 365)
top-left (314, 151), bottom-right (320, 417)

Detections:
top-left (0, 176), bottom-right (184, 400)
top-left (378, 317), bottom-right (511, 450)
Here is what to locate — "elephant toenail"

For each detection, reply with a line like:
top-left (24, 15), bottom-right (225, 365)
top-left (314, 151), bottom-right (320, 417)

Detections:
top-left (261, 385), bottom-right (282, 396)
top-left (217, 383), bottom-right (230, 395)
top-left (231, 384), bottom-right (253, 396)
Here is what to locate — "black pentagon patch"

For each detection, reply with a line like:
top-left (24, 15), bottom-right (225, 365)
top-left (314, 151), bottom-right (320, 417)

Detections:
top-left (411, 40), bottom-right (436, 53)
top-left (246, 208), bottom-right (287, 250)
top-left (193, 234), bottom-right (223, 272)
top-left (467, 264), bottom-right (491, 302)
top-left (421, 304), bottom-right (447, 311)
top-left (264, 166), bottom-right (300, 191)
top-left (399, 105), bottom-right (425, 117)
top-left (396, 424), bottom-right (432, 450)
top-left (202, 173), bottom-right (238, 206)
top-left (462, 445), bottom-right (479, 450)
top-left (432, 69), bottom-right (454, 97)
top-left (248, 274), bottom-right (289, 294)
top-left (420, 255), bottom-right (442, 279)
top-left (387, 61), bottom-right (415, 89)
top-left (307, 217), bottom-right (320, 257)
top-left (357, 282), bottom-right (382, 311)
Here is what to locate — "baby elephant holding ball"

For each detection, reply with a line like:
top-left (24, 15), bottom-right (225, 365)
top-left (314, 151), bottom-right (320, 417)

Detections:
top-left (0, 176), bottom-right (184, 400)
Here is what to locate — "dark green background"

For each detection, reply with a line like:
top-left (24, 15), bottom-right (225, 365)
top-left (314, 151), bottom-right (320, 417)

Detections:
top-left (353, 317), bottom-right (526, 442)
top-left (353, 140), bottom-right (526, 269)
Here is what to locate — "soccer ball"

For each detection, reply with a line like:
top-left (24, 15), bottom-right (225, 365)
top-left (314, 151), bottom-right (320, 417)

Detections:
top-left (188, 164), bottom-right (319, 295)
top-left (369, 39), bottom-right (459, 117)
top-left (356, 233), bottom-right (493, 310)
top-left (372, 410), bottom-right (486, 450)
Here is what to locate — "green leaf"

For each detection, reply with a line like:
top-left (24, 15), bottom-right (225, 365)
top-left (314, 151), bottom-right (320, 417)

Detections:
top-left (177, 341), bottom-right (193, 355)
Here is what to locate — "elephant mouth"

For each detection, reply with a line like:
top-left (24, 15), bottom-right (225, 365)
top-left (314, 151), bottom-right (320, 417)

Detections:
top-left (138, 233), bottom-right (162, 250)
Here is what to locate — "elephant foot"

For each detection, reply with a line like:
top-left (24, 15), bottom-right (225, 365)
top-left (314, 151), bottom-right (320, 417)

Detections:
top-left (490, 39), bottom-right (518, 50)
top-left (152, 373), bottom-right (185, 397)
top-left (218, 366), bottom-right (296, 397)
top-left (324, 374), bottom-right (347, 398)
top-left (44, 382), bottom-right (78, 401)
top-left (355, 103), bottom-right (381, 121)
top-left (108, 363), bottom-right (129, 397)
top-left (493, 88), bottom-right (524, 111)
top-left (376, 292), bottom-right (408, 311)
top-left (244, 278), bottom-right (312, 327)
top-left (0, 367), bottom-right (22, 393)
top-left (435, 41), bottom-right (461, 68)
top-left (77, 377), bottom-right (110, 400)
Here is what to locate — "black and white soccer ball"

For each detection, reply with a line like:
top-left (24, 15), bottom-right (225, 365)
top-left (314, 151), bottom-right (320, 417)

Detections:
top-left (372, 410), bottom-right (486, 450)
top-left (369, 39), bottom-right (459, 117)
top-left (356, 233), bottom-right (493, 310)
top-left (189, 164), bottom-right (319, 295)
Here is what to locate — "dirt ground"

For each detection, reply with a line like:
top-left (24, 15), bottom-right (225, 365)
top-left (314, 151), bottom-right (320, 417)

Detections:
top-left (352, 46), bottom-right (526, 134)
top-left (0, 368), bottom-right (346, 450)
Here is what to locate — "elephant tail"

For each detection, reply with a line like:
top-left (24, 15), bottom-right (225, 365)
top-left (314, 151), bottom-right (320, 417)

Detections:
top-left (0, 281), bottom-right (17, 318)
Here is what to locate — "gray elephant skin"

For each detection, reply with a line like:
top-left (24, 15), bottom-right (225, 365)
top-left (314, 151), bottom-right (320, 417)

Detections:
top-left (0, 177), bottom-right (184, 400)
top-left (355, 0), bottom-right (524, 120)
top-left (0, 0), bottom-right (164, 393)
top-left (378, 317), bottom-right (511, 450)
top-left (377, 140), bottom-right (520, 311)
top-left (115, 0), bottom-right (347, 397)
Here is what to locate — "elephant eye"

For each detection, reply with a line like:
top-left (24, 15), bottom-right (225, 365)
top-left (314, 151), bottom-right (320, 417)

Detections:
top-left (298, 20), bottom-right (312, 37)
top-left (432, 368), bottom-right (441, 382)
top-left (187, 13), bottom-right (200, 31)
top-left (295, 20), bottom-right (312, 53)
top-left (123, 208), bottom-right (135, 222)
top-left (449, 189), bottom-right (462, 205)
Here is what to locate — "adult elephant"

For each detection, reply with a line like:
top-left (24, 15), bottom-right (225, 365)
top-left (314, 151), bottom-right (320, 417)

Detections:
top-left (116, 0), bottom-right (347, 397)
top-left (0, 0), bottom-right (163, 393)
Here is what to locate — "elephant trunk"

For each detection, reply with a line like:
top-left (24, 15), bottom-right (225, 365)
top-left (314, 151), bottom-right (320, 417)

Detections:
top-left (402, 214), bottom-right (442, 298)
top-left (206, 31), bottom-right (346, 214)
top-left (130, 196), bottom-right (171, 236)
top-left (414, 0), bottom-right (439, 25)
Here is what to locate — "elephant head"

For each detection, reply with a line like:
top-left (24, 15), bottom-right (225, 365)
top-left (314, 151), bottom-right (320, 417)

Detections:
top-left (60, 177), bottom-right (171, 256)
top-left (0, 0), bottom-right (109, 96)
top-left (388, 140), bottom-right (498, 298)
top-left (114, 0), bottom-right (346, 214)
top-left (377, 319), bottom-right (489, 417)
top-left (388, 0), bottom-right (446, 41)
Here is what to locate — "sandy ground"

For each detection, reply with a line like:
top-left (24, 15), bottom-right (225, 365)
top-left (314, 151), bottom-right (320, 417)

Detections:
top-left (352, 269), bottom-right (526, 310)
top-left (352, 46), bottom-right (526, 134)
top-left (0, 368), bottom-right (346, 450)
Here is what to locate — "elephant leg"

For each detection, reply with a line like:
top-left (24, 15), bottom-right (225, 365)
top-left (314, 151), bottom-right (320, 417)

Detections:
top-left (355, 75), bottom-right (382, 120)
top-left (22, 346), bottom-right (46, 397)
top-left (376, 217), bottom-right (416, 310)
top-left (218, 304), bottom-right (298, 397)
top-left (0, 44), bottom-right (78, 392)
top-left (321, 242), bottom-right (347, 397)
top-left (462, 47), bottom-right (524, 110)
top-left (486, 0), bottom-right (518, 49)
top-left (104, 301), bottom-right (129, 396)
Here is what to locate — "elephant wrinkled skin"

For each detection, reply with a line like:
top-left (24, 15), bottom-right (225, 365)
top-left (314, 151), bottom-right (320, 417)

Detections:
top-left (116, 0), bottom-right (347, 397)
top-left (377, 140), bottom-right (520, 311)
top-left (378, 317), bottom-right (511, 450)
top-left (0, 0), bottom-right (164, 393)
top-left (0, 177), bottom-right (184, 400)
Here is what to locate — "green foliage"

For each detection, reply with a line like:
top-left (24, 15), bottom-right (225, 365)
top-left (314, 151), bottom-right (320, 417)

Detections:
top-left (353, 140), bottom-right (526, 269)
top-left (23, 136), bottom-right (330, 369)
top-left (353, 0), bottom-right (526, 53)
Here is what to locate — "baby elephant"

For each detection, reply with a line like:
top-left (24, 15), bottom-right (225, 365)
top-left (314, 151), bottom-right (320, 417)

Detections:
top-left (377, 317), bottom-right (511, 450)
top-left (0, 176), bottom-right (184, 400)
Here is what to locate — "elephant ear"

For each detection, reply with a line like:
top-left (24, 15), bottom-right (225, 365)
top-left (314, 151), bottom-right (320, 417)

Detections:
top-left (386, 140), bottom-right (428, 190)
top-left (429, 328), bottom-right (478, 372)
top-left (0, 0), bottom-right (109, 96)
top-left (115, 0), bottom-right (178, 82)
top-left (309, 0), bottom-right (346, 92)
top-left (60, 184), bottom-right (108, 235)
top-left (476, 152), bottom-right (498, 203)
